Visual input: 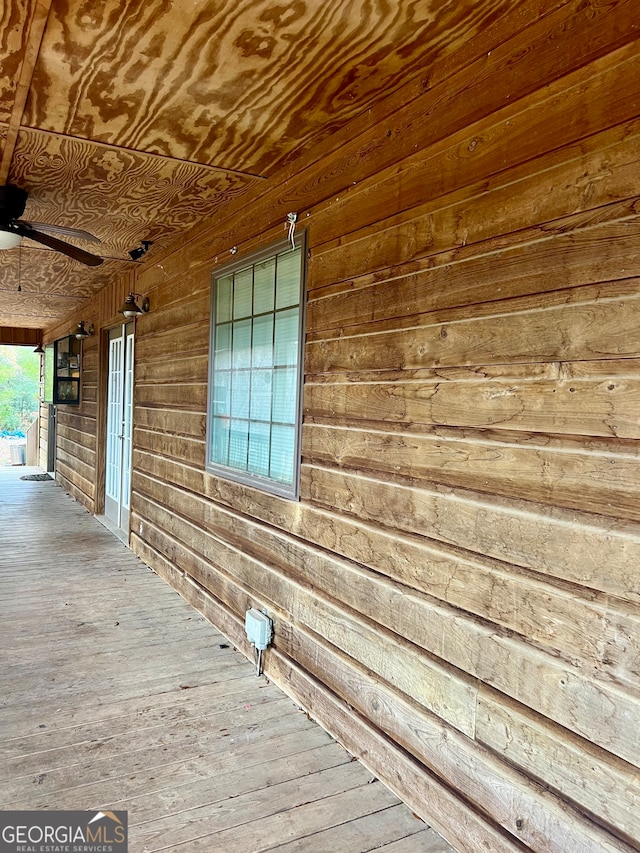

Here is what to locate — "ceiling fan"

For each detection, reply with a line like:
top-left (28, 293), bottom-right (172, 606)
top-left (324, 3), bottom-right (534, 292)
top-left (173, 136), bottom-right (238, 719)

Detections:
top-left (0, 184), bottom-right (103, 266)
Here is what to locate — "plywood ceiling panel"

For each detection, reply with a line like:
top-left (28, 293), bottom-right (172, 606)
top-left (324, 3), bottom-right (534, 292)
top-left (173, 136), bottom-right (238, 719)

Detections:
top-left (0, 249), bottom-right (98, 296)
top-left (23, 0), bottom-right (512, 174)
top-left (10, 129), bottom-right (260, 252)
top-left (0, 0), bottom-right (514, 329)
top-left (0, 247), bottom-right (132, 328)
top-left (0, 0), bottom-right (35, 122)
top-left (0, 289), bottom-right (102, 329)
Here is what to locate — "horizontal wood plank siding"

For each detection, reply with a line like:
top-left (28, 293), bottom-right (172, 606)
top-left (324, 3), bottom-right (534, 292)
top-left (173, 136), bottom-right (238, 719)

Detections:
top-left (47, 5), bottom-right (640, 852)
top-left (51, 333), bottom-right (99, 512)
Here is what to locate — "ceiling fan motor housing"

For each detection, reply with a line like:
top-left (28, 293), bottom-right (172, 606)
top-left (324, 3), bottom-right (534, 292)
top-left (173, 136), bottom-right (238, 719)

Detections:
top-left (0, 183), bottom-right (102, 265)
top-left (0, 184), bottom-right (28, 224)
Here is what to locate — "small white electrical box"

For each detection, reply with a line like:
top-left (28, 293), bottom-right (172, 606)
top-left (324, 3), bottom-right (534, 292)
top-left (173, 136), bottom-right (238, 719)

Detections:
top-left (245, 608), bottom-right (273, 651)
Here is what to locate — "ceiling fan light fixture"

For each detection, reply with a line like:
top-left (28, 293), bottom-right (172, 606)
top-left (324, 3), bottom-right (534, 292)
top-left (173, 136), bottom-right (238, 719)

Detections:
top-left (119, 292), bottom-right (150, 319)
top-left (75, 321), bottom-right (94, 339)
top-left (0, 230), bottom-right (23, 249)
top-left (1, 184), bottom-right (102, 265)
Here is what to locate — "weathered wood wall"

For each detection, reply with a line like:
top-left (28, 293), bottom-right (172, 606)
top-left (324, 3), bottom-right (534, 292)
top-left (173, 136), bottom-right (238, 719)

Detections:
top-left (43, 315), bottom-right (98, 509)
top-left (48, 2), bottom-right (640, 851)
top-left (47, 271), bottom-right (135, 509)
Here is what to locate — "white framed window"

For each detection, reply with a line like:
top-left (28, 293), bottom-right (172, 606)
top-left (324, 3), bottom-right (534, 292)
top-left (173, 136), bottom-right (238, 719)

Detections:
top-left (206, 235), bottom-right (306, 498)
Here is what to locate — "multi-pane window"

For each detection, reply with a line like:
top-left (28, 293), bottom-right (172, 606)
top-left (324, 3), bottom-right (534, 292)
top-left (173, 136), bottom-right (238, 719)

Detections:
top-left (206, 238), bottom-right (305, 498)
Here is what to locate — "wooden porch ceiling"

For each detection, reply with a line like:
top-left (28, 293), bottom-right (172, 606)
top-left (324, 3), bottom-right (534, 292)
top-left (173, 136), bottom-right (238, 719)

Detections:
top-left (0, 0), bottom-right (511, 330)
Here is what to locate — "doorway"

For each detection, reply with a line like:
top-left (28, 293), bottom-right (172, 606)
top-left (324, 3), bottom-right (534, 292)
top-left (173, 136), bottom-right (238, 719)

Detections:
top-left (46, 404), bottom-right (56, 473)
top-left (104, 323), bottom-right (134, 536)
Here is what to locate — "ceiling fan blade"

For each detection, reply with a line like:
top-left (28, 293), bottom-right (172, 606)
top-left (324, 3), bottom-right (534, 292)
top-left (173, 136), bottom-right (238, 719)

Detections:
top-left (15, 224), bottom-right (104, 266)
top-left (20, 221), bottom-right (101, 243)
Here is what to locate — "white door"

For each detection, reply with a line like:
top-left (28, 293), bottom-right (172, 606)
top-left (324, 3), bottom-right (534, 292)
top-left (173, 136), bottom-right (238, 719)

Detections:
top-left (105, 323), bottom-right (134, 532)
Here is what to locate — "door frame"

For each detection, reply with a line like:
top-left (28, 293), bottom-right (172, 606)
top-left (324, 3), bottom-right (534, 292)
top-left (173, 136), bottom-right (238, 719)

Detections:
top-left (95, 321), bottom-right (135, 539)
top-left (46, 404), bottom-right (56, 473)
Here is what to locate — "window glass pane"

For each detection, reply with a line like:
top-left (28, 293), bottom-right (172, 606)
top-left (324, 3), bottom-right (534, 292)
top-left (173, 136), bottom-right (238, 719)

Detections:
top-left (254, 258), bottom-right (276, 314)
top-left (231, 370), bottom-right (250, 418)
top-left (232, 319), bottom-right (252, 369)
top-left (252, 314), bottom-right (273, 367)
top-left (250, 369), bottom-right (272, 420)
top-left (248, 421), bottom-right (270, 476)
top-left (208, 240), bottom-right (303, 496)
top-left (274, 308), bottom-right (298, 366)
top-left (233, 267), bottom-right (253, 319)
top-left (214, 322), bottom-right (231, 369)
top-left (270, 424), bottom-right (295, 483)
top-left (211, 417), bottom-right (230, 465)
top-left (272, 368), bottom-right (297, 424)
top-left (276, 248), bottom-right (302, 309)
top-left (212, 370), bottom-right (231, 416)
top-left (229, 420), bottom-right (249, 469)
top-left (217, 276), bottom-right (233, 323)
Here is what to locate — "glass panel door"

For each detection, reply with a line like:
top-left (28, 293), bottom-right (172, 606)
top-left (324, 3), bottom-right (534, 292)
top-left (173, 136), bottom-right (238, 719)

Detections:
top-left (105, 323), bottom-right (134, 533)
top-left (121, 327), bottom-right (135, 528)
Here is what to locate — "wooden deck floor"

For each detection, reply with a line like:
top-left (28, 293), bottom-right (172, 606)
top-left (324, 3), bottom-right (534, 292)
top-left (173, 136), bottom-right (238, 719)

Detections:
top-left (0, 466), bottom-right (453, 853)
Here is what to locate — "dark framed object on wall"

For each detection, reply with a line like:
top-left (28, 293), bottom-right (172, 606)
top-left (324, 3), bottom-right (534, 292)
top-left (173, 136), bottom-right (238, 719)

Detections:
top-left (46, 335), bottom-right (81, 405)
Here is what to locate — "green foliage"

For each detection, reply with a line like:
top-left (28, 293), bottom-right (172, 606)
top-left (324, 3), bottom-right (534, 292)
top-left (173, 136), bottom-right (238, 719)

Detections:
top-left (0, 345), bottom-right (40, 432)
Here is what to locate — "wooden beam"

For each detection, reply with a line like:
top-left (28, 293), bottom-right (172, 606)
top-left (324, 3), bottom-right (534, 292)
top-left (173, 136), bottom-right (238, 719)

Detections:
top-left (0, 0), bottom-right (53, 184)
top-left (0, 325), bottom-right (42, 345)
top-left (27, 126), bottom-right (268, 180)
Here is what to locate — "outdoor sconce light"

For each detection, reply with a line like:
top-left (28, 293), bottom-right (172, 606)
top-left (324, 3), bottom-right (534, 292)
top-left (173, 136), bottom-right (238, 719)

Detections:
top-left (33, 342), bottom-right (45, 354)
top-left (118, 292), bottom-right (150, 319)
top-left (74, 321), bottom-right (94, 340)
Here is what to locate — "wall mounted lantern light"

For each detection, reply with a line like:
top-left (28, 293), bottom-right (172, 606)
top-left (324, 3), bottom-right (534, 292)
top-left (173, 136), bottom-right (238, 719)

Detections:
top-left (74, 321), bottom-right (95, 340)
top-left (33, 342), bottom-right (44, 354)
top-left (118, 292), bottom-right (150, 319)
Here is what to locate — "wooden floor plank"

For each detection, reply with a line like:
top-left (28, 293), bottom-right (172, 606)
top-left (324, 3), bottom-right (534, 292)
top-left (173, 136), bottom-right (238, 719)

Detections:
top-left (134, 762), bottom-right (380, 848)
top-left (0, 467), bottom-right (454, 852)
top-left (1, 707), bottom-right (313, 792)
top-left (11, 727), bottom-right (334, 812)
top-left (126, 743), bottom-right (353, 826)
top-left (148, 783), bottom-right (400, 852)
top-left (375, 830), bottom-right (458, 852)
top-left (0, 688), bottom-right (283, 759)
top-left (0, 696), bottom-right (293, 772)
top-left (0, 675), bottom-right (266, 736)
top-left (265, 803), bottom-right (427, 852)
